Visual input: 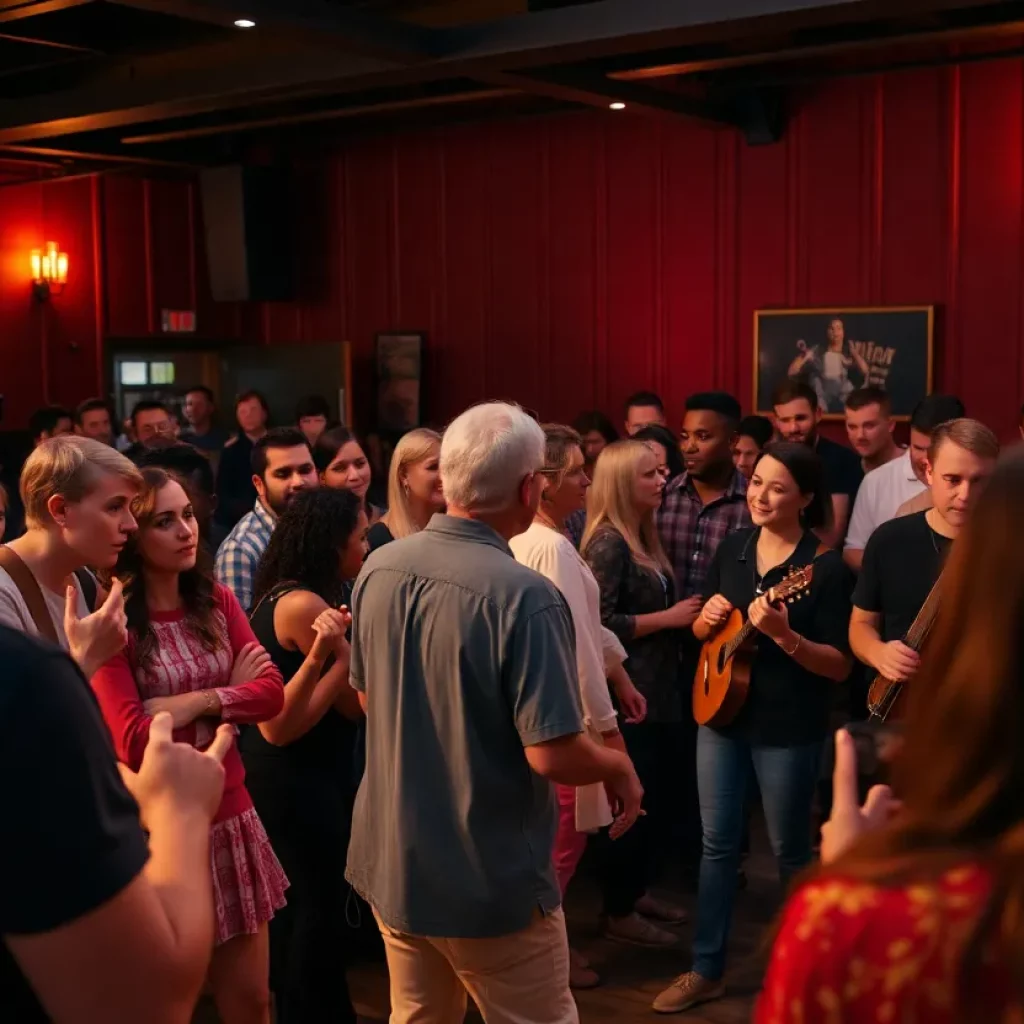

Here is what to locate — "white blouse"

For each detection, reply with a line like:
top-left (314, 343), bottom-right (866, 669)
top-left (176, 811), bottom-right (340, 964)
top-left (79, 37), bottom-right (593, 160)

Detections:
top-left (511, 522), bottom-right (628, 833)
top-left (511, 522), bottom-right (623, 733)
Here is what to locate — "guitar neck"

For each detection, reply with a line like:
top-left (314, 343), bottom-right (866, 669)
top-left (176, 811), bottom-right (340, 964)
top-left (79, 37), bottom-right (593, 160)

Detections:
top-left (723, 620), bottom-right (757, 662)
top-left (903, 572), bottom-right (944, 652)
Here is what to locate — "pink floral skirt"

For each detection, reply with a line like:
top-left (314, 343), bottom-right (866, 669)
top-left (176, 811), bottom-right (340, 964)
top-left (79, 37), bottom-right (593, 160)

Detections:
top-left (211, 807), bottom-right (289, 945)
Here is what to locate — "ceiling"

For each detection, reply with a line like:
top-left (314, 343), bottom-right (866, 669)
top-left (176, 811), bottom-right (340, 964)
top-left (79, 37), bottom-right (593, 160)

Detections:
top-left (0, 0), bottom-right (1021, 182)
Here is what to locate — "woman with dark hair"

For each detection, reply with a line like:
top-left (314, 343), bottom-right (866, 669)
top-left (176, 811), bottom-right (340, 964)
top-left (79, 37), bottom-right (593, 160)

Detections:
top-left (313, 426), bottom-right (383, 524)
top-left (240, 487), bottom-right (368, 1024)
top-left (633, 423), bottom-right (686, 484)
top-left (572, 410), bottom-right (619, 476)
top-left (757, 447), bottom-right (1024, 1023)
top-left (653, 441), bottom-right (854, 1014)
top-left (90, 466), bottom-right (287, 1024)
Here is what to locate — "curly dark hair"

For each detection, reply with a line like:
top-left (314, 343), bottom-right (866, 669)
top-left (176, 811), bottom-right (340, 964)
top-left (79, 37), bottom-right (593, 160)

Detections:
top-left (252, 487), bottom-right (363, 609)
top-left (111, 466), bottom-right (220, 670)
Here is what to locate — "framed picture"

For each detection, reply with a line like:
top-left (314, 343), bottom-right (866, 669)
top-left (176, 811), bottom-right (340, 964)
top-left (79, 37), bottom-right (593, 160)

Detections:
top-left (753, 306), bottom-right (934, 419)
top-left (376, 332), bottom-right (424, 432)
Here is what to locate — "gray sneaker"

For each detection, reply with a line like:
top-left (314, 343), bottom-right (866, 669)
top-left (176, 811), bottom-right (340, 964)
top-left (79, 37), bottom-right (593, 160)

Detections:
top-left (603, 912), bottom-right (678, 948)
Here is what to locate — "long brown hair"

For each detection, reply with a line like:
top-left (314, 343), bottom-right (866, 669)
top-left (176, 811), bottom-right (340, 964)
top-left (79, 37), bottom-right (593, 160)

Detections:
top-left (113, 466), bottom-right (219, 669)
top-left (817, 447), bottom-right (1024, 999)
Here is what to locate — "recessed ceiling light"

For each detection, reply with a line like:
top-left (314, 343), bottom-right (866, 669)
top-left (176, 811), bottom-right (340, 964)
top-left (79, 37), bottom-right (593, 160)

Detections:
top-left (609, 102), bottom-right (626, 110)
top-left (234, 18), bottom-right (256, 28)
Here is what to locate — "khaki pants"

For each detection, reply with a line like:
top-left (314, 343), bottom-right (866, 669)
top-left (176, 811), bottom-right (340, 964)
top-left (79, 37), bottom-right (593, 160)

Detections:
top-left (373, 907), bottom-right (579, 1024)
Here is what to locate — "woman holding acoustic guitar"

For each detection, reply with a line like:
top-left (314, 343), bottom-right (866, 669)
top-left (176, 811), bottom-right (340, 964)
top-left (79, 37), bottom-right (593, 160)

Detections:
top-left (653, 441), bottom-right (853, 1015)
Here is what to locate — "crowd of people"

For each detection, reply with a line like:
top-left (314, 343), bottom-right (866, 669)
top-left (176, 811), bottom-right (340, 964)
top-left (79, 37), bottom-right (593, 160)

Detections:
top-left (1, 375), bottom-right (1023, 1024)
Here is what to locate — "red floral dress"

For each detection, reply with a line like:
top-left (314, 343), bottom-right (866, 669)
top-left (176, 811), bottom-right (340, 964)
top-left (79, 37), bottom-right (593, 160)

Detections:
top-left (91, 583), bottom-right (288, 944)
top-left (757, 863), bottom-right (1018, 1023)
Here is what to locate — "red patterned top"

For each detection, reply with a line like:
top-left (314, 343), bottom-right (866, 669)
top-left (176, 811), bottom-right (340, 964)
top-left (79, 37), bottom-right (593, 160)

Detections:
top-left (91, 583), bottom-right (284, 824)
top-left (756, 863), bottom-right (1018, 1024)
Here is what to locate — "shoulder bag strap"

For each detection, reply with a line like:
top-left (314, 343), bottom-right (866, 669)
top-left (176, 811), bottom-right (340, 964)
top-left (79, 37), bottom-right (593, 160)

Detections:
top-left (0, 546), bottom-right (60, 645)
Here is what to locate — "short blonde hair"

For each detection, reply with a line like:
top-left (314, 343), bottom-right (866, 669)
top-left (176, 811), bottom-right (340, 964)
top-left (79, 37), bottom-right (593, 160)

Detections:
top-left (386, 428), bottom-right (442, 540)
top-left (20, 436), bottom-right (142, 528)
top-left (928, 418), bottom-right (1000, 463)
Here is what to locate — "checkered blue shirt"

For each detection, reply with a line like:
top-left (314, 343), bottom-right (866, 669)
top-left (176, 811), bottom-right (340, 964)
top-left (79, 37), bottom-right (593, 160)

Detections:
top-left (214, 500), bottom-right (275, 612)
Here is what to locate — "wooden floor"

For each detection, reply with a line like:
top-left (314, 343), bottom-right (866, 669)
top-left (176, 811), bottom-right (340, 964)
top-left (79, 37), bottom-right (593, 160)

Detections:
top-left (195, 820), bottom-right (782, 1023)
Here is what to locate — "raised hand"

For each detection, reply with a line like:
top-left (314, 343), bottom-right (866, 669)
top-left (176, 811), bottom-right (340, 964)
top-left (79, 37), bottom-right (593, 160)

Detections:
top-left (65, 577), bottom-right (128, 677)
top-left (700, 594), bottom-right (733, 630)
top-left (310, 606), bottom-right (353, 664)
top-left (228, 641), bottom-right (273, 688)
top-left (819, 729), bottom-right (902, 865)
top-left (118, 712), bottom-right (232, 828)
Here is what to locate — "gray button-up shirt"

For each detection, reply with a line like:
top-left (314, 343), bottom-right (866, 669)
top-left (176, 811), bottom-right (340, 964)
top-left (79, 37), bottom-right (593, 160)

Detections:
top-left (345, 514), bottom-right (584, 938)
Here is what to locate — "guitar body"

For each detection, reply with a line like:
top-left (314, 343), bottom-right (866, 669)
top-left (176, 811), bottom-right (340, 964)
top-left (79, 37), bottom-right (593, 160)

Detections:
top-left (693, 609), bottom-right (753, 727)
top-left (867, 673), bottom-right (909, 722)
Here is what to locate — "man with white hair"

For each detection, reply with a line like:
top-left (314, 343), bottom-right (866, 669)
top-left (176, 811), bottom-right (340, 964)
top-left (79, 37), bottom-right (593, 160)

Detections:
top-left (345, 402), bottom-right (642, 1024)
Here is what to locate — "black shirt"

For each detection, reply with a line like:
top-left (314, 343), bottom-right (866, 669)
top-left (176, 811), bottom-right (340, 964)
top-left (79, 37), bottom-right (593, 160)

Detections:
top-left (366, 521), bottom-right (395, 554)
top-left (852, 511), bottom-right (951, 643)
top-left (0, 628), bottom-right (149, 1022)
top-left (215, 434), bottom-right (258, 530)
top-left (816, 434), bottom-right (864, 500)
top-left (703, 528), bottom-right (853, 745)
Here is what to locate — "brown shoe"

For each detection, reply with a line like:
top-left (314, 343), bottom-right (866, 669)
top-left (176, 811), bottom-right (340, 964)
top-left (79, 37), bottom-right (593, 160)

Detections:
top-left (652, 972), bottom-right (725, 1014)
top-left (569, 959), bottom-right (600, 989)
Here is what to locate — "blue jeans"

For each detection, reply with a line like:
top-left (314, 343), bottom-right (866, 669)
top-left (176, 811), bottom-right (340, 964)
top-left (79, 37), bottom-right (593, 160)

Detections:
top-left (691, 727), bottom-right (821, 980)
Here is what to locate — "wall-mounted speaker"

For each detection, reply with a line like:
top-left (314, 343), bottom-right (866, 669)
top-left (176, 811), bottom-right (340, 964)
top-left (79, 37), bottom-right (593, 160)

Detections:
top-left (199, 164), bottom-right (295, 303)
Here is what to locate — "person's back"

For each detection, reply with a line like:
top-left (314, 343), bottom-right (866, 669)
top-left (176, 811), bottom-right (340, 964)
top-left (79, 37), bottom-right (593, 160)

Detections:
top-left (345, 401), bottom-right (641, 1024)
top-left (347, 516), bottom-right (581, 937)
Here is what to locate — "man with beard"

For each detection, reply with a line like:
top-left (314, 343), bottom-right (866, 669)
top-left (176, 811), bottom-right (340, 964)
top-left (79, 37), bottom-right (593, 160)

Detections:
top-left (850, 418), bottom-right (997, 701)
top-left (771, 380), bottom-right (862, 549)
top-left (844, 387), bottom-right (900, 474)
top-left (655, 392), bottom-right (751, 876)
top-left (215, 428), bottom-right (318, 611)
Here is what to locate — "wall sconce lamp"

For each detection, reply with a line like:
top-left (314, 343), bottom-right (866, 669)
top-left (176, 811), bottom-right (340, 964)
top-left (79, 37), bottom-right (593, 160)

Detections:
top-left (31, 241), bottom-right (69, 301)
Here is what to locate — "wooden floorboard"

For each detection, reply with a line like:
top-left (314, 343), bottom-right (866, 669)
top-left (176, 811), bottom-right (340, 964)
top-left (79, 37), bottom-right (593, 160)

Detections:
top-left (195, 818), bottom-right (783, 1022)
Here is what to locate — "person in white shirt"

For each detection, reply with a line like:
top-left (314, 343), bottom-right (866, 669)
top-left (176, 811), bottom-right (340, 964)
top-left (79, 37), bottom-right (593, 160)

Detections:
top-left (510, 423), bottom-right (647, 989)
top-left (843, 393), bottom-right (965, 571)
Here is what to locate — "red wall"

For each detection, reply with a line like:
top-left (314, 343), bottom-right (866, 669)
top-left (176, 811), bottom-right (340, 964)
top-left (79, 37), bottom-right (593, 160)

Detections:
top-left (4, 58), bottom-right (1024, 437)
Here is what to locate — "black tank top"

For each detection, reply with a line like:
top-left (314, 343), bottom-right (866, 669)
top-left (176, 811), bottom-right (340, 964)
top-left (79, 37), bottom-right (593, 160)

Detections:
top-left (239, 586), bottom-right (358, 780)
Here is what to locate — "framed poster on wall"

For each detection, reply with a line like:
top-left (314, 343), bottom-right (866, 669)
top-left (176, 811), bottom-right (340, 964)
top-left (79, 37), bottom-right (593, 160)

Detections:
top-left (376, 332), bottom-right (423, 433)
top-left (753, 306), bottom-right (934, 419)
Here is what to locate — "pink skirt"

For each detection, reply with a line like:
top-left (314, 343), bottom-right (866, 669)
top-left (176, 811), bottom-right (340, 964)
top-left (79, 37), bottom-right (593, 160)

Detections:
top-left (211, 807), bottom-right (289, 945)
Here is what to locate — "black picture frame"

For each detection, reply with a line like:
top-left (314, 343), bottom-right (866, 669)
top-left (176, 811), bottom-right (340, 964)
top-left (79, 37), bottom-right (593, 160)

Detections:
top-left (375, 332), bottom-right (424, 433)
top-left (753, 306), bottom-right (935, 420)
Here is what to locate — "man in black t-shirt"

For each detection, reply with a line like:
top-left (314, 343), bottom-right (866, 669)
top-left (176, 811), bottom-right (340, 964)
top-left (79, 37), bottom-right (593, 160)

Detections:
top-left (772, 379), bottom-right (863, 549)
top-left (0, 627), bottom-right (231, 1022)
top-left (850, 419), bottom-right (998, 689)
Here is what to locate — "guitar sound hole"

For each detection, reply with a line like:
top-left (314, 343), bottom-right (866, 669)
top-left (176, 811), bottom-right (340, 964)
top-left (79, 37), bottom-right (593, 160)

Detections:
top-left (717, 647), bottom-right (727, 674)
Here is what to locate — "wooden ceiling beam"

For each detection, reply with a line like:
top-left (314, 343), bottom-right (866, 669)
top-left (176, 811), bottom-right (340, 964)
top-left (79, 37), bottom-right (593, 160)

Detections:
top-left (106, 0), bottom-right (438, 62)
top-left (0, 0), bottom-right (94, 22)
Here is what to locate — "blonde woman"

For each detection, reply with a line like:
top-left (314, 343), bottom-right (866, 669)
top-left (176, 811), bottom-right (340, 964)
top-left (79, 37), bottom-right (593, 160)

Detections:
top-left (582, 440), bottom-right (699, 948)
top-left (366, 428), bottom-right (443, 553)
top-left (510, 425), bottom-right (647, 988)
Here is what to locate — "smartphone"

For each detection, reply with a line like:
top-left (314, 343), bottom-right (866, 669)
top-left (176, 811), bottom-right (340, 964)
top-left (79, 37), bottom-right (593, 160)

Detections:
top-left (845, 720), bottom-right (902, 795)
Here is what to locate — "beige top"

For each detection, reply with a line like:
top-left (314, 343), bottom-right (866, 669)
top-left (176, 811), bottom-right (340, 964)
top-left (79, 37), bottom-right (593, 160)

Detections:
top-left (0, 561), bottom-right (88, 649)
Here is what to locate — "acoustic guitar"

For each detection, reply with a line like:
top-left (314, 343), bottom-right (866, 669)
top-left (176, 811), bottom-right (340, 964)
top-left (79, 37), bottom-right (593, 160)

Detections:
top-left (867, 573), bottom-right (943, 722)
top-left (693, 565), bottom-right (815, 728)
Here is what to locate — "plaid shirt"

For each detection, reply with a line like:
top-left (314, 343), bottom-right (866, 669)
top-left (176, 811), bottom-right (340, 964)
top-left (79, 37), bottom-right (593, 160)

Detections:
top-left (655, 469), bottom-right (752, 599)
top-left (214, 499), bottom-right (275, 612)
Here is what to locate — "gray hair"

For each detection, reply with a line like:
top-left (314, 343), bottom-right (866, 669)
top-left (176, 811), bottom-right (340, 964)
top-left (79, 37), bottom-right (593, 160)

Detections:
top-left (441, 402), bottom-right (545, 513)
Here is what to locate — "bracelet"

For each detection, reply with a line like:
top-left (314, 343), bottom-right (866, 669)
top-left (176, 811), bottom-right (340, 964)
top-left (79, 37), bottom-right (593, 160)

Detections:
top-left (201, 690), bottom-right (217, 715)
top-left (777, 633), bottom-right (802, 656)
